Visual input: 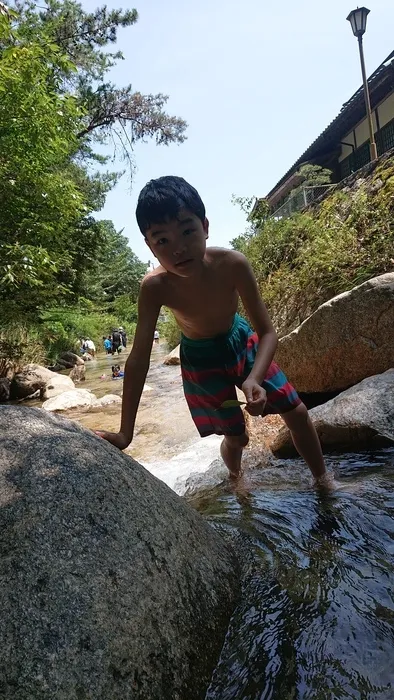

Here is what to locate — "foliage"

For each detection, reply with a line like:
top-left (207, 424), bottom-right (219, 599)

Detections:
top-left (9, 0), bottom-right (187, 168)
top-left (158, 309), bottom-right (181, 351)
top-left (0, 323), bottom-right (46, 377)
top-left (0, 1), bottom-right (182, 366)
top-left (232, 157), bottom-right (394, 334)
top-left (40, 306), bottom-right (124, 361)
top-left (82, 220), bottom-right (147, 307)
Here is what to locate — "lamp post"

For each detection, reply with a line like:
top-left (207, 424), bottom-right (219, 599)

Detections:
top-left (347, 7), bottom-right (378, 160)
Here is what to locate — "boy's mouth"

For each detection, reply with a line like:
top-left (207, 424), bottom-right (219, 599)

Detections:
top-left (175, 258), bottom-right (193, 267)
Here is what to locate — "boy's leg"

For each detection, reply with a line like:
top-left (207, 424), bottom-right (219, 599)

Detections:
top-left (280, 403), bottom-right (327, 481)
top-left (220, 432), bottom-right (249, 478)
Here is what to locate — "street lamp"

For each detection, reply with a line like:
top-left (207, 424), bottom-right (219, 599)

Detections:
top-left (347, 7), bottom-right (378, 160)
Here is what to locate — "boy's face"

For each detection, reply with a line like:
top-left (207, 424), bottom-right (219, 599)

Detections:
top-left (145, 209), bottom-right (209, 277)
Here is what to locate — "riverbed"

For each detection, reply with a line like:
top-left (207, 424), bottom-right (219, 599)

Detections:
top-left (36, 352), bottom-right (394, 697)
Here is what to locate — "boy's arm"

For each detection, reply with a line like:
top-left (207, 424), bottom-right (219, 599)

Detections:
top-left (96, 276), bottom-right (161, 449)
top-left (233, 252), bottom-right (278, 411)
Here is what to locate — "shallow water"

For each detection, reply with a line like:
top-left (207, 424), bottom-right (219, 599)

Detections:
top-left (190, 449), bottom-right (394, 700)
top-left (52, 346), bottom-right (203, 464)
top-left (14, 351), bottom-right (394, 696)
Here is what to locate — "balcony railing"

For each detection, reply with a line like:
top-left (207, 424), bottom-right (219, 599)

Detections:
top-left (270, 184), bottom-right (335, 220)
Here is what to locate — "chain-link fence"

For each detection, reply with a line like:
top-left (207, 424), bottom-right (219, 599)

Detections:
top-left (271, 184), bottom-right (335, 220)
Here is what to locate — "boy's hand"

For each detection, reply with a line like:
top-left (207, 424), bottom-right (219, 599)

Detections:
top-left (95, 430), bottom-right (131, 450)
top-left (242, 379), bottom-right (267, 416)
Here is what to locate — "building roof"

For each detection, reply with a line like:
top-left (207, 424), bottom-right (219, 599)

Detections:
top-left (266, 49), bottom-right (394, 202)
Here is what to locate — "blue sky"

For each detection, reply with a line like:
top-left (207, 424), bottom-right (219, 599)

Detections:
top-left (83, 0), bottom-right (393, 263)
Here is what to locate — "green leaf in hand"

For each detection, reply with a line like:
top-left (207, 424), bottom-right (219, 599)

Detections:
top-left (219, 399), bottom-right (246, 409)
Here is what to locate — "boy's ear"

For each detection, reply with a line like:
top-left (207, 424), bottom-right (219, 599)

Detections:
top-left (203, 217), bottom-right (209, 239)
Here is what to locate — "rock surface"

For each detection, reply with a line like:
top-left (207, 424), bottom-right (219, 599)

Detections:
top-left (92, 394), bottom-right (122, 409)
top-left (163, 344), bottom-right (180, 366)
top-left (42, 372), bottom-right (75, 400)
top-left (42, 388), bottom-right (96, 412)
top-left (10, 364), bottom-right (74, 400)
top-left (271, 369), bottom-right (394, 457)
top-left (60, 351), bottom-right (84, 367)
top-left (69, 364), bottom-right (86, 383)
top-left (0, 378), bottom-right (11, 402)
top-left (0, 406), bottom-right (237, 700)
top-left (276, 273), bottom-right (394, 393)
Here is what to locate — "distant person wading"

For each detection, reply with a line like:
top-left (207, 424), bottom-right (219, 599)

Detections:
top-left (112, 329), bottom-right (121, 355)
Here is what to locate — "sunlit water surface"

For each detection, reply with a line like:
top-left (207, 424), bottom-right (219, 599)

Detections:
top-left (20, 351), bottom-right (394, 698)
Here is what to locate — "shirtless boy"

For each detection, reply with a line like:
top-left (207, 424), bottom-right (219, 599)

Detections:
top-left (97, 176), bottom-right (328, 484)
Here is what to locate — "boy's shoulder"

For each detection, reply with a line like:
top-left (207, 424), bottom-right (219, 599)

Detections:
top-left (205, 247), bottom-right (248, 268)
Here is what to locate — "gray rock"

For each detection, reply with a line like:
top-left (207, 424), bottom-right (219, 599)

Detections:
top-left (0, 406), bottom-right (238, 700)
top-left (91, 394), bottom-right (122, 409)
top-left (276, 273), bottom-right (394, 393)
top-left (42, 373), bottom-right (75, 400)
top-left (69, 364), bottom-right (86, 383)
top-left (175, 459), bottom-right (229, 497)
top-left (11, 365), bottom-right (75, 401)
top-left (271, 369), bottom-right (394, 457)
top-left (59, 351), bottom-right (84, 367)
top-left (42, 388), bottom-right (96, 412)
top-left (10, 364), bottom-right (54, 400)
top-left (0, 378), bottom-right (11, 402)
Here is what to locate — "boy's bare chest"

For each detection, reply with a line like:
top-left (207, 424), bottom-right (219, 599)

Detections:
top-left (167, 276), bottom-right (234, 311)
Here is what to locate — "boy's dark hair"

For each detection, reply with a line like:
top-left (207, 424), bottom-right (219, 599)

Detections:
top-left (136, 176), bottom-right (205, 235)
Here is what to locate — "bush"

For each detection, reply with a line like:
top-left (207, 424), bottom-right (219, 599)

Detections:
top-left (158, 309), bottom-right (181, 350)
top-left (235, 157), bottom-right (394, 334)
top-left (40, 306), bottom-right (124, 361)
top-left (0, 324), bottom-right (46, 377)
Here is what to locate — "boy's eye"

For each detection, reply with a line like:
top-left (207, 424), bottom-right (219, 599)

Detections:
top-left (183, 228), bottom-right (194, 236)
top-left (157, 238), bottom-right (168, 245)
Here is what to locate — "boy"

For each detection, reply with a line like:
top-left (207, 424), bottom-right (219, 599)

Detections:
top-left (97, 176), bottom-right (328, 484)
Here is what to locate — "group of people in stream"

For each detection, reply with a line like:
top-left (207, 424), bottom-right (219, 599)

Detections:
top-left (103, 328), bottom-right (127, 356)
top-left (95, 175), bottom-right (335, 489)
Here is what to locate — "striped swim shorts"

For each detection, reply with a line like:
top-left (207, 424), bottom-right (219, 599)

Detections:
top-left (180, 313), bottom-right (301, 438)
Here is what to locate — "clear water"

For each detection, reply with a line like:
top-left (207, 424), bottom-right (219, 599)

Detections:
top-left (17, 351), bottom-right (394, 697)
top-left (189, 449), bottom-right (394, 700)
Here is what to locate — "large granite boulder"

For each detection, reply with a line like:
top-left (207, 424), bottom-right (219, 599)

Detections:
top-left (271, 369), bottom-right (394, 457)
top-left (10, 364), bottom-right (74, 400)
top-left (0, 406), bottom-right (237, 700)
top-left (42, 388), bottom-right (96, 412)
top-left (42, 372), bottom-right (75, 400)
top-left (275, 273), bottom-right (394, 393)
top-left (60, 351), bottom-right (84, 367)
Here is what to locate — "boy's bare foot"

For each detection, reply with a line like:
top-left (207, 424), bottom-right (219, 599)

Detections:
top-left (220, 438), bottom-right (243, 479)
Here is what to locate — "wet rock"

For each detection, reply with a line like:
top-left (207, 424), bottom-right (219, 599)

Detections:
top-left (69, 364), bottom-right (86, 383)
top-left (59, 351), bottom-right (84, 367)
top-left (0, 406), bottom-right (238, 700)
top-left (91, 394), bottom-right (122, 410)
top-left (175, 459), bottom-right (228, 497)
top-left (271, 369), bottom-right (394, 457)
top-left (163, 344), bottom-right (180, 366)
top-left (0, 378), bottom-right (11, 402)
top-left (42, 388), bottom-right (96, 412)
top-left (47, 363), bottom-right (67, 372)
top-left (276, 273), bottom-right (394, 393)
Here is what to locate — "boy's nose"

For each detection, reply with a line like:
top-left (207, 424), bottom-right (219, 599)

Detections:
top-left (173, 245), bottom-right (187, 257)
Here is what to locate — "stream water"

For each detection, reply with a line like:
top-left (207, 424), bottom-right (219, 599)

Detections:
top-left (38, 353), bottom-right (394, 697)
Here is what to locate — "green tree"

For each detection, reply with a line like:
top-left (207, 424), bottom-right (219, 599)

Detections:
top-left (82, 220), bottom-right (147, 307)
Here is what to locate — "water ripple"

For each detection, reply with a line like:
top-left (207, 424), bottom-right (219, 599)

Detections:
top-left (200, 448), bottom-right (394, 700)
